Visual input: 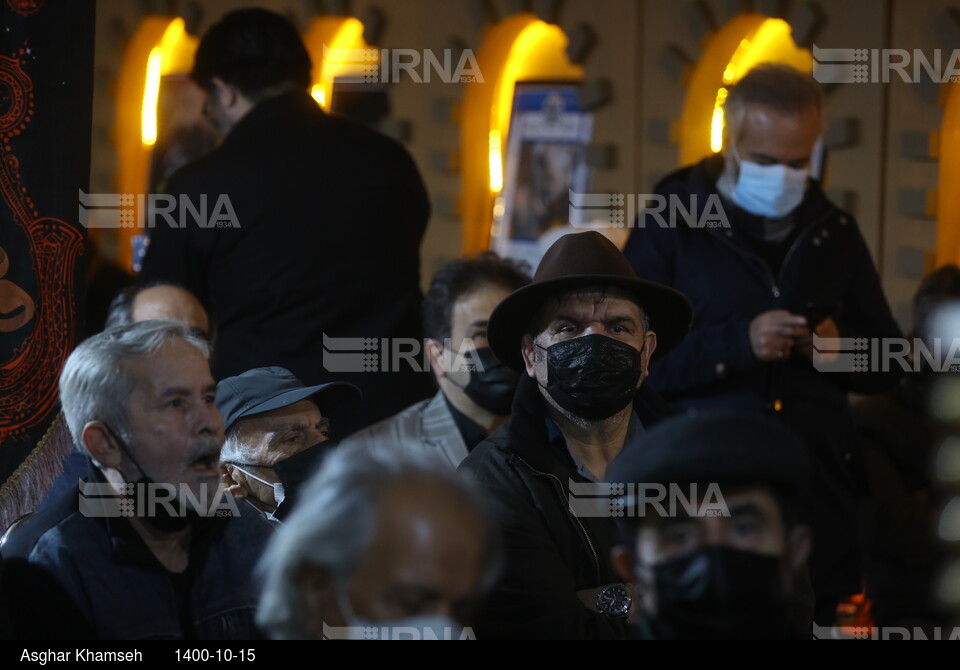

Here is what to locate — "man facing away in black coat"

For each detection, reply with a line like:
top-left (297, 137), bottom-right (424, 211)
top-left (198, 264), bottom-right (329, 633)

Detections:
top-left (140, 8), bottom-right (433, 437)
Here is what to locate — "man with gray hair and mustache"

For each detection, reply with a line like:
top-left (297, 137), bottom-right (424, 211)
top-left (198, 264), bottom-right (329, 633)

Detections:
top-left (1, 319), bottom-right (273, 639)
top-left (257, 445), bottom-right (498, 640)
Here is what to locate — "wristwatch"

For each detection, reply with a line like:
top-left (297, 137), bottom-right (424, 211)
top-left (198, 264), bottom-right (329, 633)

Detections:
top-left (596, 583), bottom-right (632, 618)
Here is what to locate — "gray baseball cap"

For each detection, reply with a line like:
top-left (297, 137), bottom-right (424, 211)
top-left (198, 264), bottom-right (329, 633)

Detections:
top-left (216, 366), bottom-right (361, 433)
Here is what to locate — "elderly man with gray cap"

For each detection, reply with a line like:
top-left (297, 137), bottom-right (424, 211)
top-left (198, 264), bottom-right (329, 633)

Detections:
top-left (607, 411), bottom-right (814, 640)
top-left (216, 366), bottom-right (360, 523)
top-left (457, 231), bottom-right (692, 639)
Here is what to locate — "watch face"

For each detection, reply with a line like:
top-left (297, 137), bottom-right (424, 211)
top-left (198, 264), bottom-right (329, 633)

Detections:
top-left (598, 584), bottom-right (631, 617)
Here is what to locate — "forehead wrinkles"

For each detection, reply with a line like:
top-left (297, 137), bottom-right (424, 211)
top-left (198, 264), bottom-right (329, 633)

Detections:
top-left (540, 287), bottom-right (640, 322)
top-left (125, 342), bottom-right (204, 396)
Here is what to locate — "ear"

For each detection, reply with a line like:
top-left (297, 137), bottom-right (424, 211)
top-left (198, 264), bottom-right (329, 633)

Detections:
top-left (82, 421), bottom-right (122, 469)
top-left (210, 76), bottom-right (238, 107)
top-left (640, 330), bottom-right (657, 380)
top-left (520, 333), bottom-right (538, 379)
top-left (611, 545), bottom-right (636, 584)
top-left (220, 463), bottom-right (248, 499)
top-left (786, 524), bottom-right (813, 574)
top-left (426, 338), bottom-right (446, 380)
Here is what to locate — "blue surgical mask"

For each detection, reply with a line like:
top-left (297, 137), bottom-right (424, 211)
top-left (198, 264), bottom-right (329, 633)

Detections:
top-left (730, 149), bottom-right (808, 219)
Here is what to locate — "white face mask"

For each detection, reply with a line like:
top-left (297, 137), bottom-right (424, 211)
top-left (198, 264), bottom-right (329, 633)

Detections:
top-left (730, 150), bottom-right (808, 219)
top-left (325, 584), bottom-right (472, 640)
top-left (338, 614), bottom-right (471, 640)
top-left (230, 464), bottom-right (285, 511)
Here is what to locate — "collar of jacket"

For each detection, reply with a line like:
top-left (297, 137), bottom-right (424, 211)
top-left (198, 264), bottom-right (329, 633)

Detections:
top-left (505, 374), bottom-right (667, 475)
top-left (222, 90), bottom-right (321, 147)
top-left (680, 153), bottom-right (838, 234)
top-left (441, 391), bottom-right (489, 450)
top-left (84, 460), bottom-right (228, 571)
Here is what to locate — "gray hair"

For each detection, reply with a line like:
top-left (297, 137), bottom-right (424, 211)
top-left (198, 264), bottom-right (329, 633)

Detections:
top-left (103, 285), bottom-right (139, 330)
top-left (59, 319), bottom-right (211, 458)
top-left (219, 422), bottom-right (257, 464)
top-left (723, 63), bottom-right (825, 145)
top-left (256, 445), bottom-right (499, 639)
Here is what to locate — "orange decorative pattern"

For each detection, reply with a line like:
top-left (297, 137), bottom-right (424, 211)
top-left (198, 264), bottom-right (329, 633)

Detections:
top-left (0, 48), bottom-right (83, 442)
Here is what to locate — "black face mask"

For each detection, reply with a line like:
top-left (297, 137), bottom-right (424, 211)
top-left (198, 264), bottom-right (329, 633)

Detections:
top-left (270, 440), bottom-right (334, 521)
top-left (226, 440), bottom-right (334, 522)
top-left (647, 546), bottom-right (794, 640)
top-left (450, 346), bottom-right (521, 416)
top-left (536, 334), bottom-right (644, 420)
top-left (103, 424), bottom-right (197, 533)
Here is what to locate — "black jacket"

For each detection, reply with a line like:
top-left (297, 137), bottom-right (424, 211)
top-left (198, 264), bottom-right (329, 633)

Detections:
top-left (458, 375), bottom-right (668, 639)
top-left (622, 155), bottom-right (904, 598)
top-left (2, 470), bottom-right (273, 639)
top-left (140, 92), bottom-right (434, 436)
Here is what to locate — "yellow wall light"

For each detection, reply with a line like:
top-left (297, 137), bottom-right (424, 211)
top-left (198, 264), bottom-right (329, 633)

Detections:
top-left (460, 14), bottom-right (583, 254)
top-left (680, 14), bottom-right (812, 166)
top-left (141, 48), bottom-right (163, 146)
top-left (113, 16), bottom-right (197, 270)
top-left (488, 130), bottom-right (504, 193)
top-left (936, 81), bottom-right (960, 267)
top-left (302, 16), bottom-right (376, 112)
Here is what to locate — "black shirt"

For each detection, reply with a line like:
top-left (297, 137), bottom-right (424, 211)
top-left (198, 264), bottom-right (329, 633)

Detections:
top-left (727, 203), bottom-right (803, 278)
top-left (442, 393), bottom-right (489, 451)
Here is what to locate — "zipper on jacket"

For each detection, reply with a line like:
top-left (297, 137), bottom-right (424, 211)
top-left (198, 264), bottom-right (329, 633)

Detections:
top-left (512, 455), bottom-right (602, 584)
top-left (710, 207), bottom-right (835, 300)
top-left (778, 208), bottom-right (834, 283)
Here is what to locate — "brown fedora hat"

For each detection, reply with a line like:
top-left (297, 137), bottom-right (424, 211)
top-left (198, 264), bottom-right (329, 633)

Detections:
top-left (487, 231), bottom-right (693, 371)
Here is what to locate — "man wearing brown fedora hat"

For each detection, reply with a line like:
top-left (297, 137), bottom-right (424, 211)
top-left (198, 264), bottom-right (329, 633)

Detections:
top-left (458, 231), bottom-right (692, 639)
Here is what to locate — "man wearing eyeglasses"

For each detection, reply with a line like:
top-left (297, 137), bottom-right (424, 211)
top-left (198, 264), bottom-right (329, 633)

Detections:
top-left (217, 366), bottom-right (360, 523)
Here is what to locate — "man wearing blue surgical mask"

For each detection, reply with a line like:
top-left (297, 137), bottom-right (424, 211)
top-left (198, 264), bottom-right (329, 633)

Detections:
top-left (623, 64), bottom-right (903, 627)
top-left (216, 367), bottom-right (361, 523)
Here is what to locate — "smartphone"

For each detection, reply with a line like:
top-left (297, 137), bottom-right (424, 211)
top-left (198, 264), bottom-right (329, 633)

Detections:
top-left (800, 302), bottom-right (839, 327)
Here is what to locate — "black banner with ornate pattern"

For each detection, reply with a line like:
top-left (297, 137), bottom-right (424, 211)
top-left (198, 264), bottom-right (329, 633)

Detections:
top-left (0, 0), bottom-right (94, 528)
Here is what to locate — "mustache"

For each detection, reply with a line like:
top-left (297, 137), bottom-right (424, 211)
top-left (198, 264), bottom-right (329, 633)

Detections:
top-left (182, 438), bottom-right (223, 467)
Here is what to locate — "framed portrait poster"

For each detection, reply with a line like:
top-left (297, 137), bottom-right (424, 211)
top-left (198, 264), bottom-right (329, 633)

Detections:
top-left (492, 82), bottom-right (594, 270)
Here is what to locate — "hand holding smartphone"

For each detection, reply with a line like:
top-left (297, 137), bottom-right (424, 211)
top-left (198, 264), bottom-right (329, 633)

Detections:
top-left (799, 301), bottom-right (839, 328)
